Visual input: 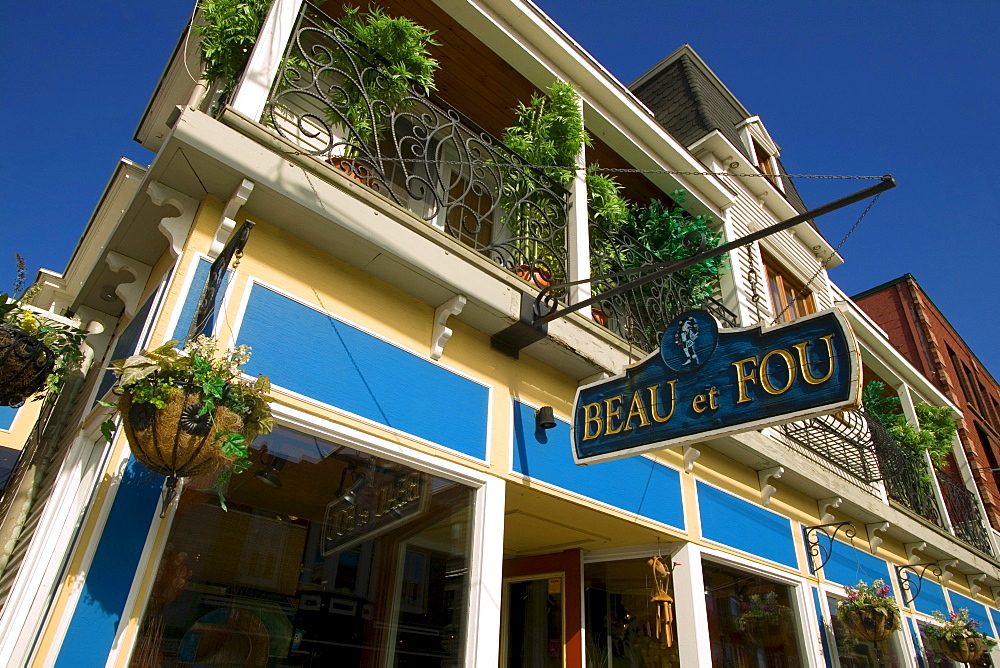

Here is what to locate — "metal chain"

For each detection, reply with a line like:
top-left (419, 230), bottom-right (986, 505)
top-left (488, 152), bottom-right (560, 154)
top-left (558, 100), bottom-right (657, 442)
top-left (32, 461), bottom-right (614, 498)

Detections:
top-left (770, 193), bottom-right (883, 324)
top-left (746, 246), bottom-right (765, 323)
top-left (290, 151), bottom-right (885, 180)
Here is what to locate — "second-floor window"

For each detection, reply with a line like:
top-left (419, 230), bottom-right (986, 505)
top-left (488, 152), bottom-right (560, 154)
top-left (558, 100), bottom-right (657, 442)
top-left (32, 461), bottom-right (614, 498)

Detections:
top-left (764, 255), bottom-right (815, 323)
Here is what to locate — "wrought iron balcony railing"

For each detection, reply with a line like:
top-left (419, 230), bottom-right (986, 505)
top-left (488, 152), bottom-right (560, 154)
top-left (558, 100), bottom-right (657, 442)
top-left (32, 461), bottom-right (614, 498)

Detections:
top-left (263, 2), bottom-right (569, 289)
top-left (936, 469), bottom-right (993, 555)
top-left (867, 413), bottom-right (944, 527)
top-left (588, 222), bottom-right (738, 351)
top-left (777, 410), bottom-right (881, 485)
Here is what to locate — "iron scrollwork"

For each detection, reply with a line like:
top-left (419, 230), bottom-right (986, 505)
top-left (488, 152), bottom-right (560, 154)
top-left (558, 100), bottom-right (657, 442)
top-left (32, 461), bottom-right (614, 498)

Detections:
top-left (895, 562), bottom-right (943, 605)
top-left (185, 221), bottom-right (255, 342)
top-left (264, 3), bottom-right (569, 289)
top-left (803, 521), bottom-right (857, 572)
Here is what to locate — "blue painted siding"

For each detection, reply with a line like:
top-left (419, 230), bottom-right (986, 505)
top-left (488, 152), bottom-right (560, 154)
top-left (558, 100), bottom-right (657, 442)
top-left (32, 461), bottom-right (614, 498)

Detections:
top-left (948, 591), bottom-right (994, 637)
top-left (54, 460), bottom-right (162, 667)
top-left (909, 577), bottom-right (948, 617)
top-left (93, 294), bottom-right (157, 405)
top-left (512, 401), bottom-right (684, 530)
top-left (822, 542), bottom-right (892, 590)
top-left (813, 587), bottom-right (833, 668)
top-left (0, 406), bottom-right (15, 431)
top-left (696, 482), bottom-right (797, 568)
top-left (170, 259), bottom-right (231, 341)
top-left (238, 284), bottom-right (489, 461)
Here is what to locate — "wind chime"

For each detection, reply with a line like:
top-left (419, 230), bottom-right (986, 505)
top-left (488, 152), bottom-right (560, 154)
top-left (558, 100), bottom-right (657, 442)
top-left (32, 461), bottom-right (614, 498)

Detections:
top-left (646, 555), bottom-right (675, 647)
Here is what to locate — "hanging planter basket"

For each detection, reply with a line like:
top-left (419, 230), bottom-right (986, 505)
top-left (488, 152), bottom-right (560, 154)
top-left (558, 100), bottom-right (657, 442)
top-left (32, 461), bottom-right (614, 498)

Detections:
top-left (939, 637), bottom-right (985, 663)
top-left (841, 607), bottom-right (899, 643)
top-left (0, 322), bottom-right (54, 407)
top-left (120, 389), bottom-right (244, 509)
top-left (738, 618), bottom-right (785, 650)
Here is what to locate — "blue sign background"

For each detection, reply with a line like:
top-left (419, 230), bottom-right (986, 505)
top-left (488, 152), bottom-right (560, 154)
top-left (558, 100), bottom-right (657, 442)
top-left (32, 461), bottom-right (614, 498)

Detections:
top-left (573, 309), bottom-right (859, 464)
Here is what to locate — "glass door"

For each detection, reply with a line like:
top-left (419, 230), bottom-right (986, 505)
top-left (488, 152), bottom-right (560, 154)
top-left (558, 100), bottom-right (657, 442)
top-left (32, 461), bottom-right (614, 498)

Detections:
top-left (503, 574), bottom-right (564, 668)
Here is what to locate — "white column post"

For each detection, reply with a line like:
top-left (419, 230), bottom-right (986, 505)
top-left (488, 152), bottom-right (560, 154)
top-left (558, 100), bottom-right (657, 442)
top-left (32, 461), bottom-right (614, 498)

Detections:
top-left (229, 0), bottom-right (304, 121)
top-left (672, 543), bottom-right (712, 667)
top-left (566, 97), bottom-right (591, 313)
top-left (467, 475), bottom-right (505, 666)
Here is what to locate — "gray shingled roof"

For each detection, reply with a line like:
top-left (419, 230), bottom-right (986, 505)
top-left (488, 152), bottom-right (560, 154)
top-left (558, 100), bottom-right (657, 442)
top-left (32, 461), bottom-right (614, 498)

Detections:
top-left (630, 47), bottom-right (808, 213)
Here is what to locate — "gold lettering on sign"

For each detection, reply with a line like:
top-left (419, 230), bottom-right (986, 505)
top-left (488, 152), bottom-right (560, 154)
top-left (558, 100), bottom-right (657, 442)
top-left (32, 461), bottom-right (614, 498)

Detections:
top-left (732, 357), bottom-right (758, 404)
top-left (624, 390), bottom-right (652, 431)
top-left (794, 334), bottom-right (836, 385)
top-left (649, 382), bottom-right (676, 423)
top-left (692, 393), bottom-right (708, 413)
top-left (760, 349), bottom-right (796, 395)
top-left (604, 395), bottom-right (624, 435)
top-left (582, 402), bottom-right (602, 441)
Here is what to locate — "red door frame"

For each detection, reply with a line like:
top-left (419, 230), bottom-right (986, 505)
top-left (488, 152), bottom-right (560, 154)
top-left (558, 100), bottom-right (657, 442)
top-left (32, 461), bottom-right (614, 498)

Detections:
top-left (502, 549), bottom-right (583, 667)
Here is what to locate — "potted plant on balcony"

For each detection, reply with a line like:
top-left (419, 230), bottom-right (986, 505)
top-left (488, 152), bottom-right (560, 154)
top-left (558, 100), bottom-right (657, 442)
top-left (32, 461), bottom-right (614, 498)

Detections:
top-left (736, 591), bottom-right (789, 649)
top-left (195, 0), bottom-right (273, 109)
top-left (0, 254), bottom-right (87, 407)
top-left (836, 579), bottom-right (900, 643)
top-left (501, 80), bottom-right (628, 294)
top-left (101, 336), bottom-right (273, 512)
top-left (863, 380), bottom-right (956, 473)
top-left (924, 609), bottom-right (997, 663)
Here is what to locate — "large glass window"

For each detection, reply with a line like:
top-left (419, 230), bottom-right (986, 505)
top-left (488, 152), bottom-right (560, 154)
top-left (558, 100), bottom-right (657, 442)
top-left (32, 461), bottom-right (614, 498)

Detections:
top-left (702, 560), bottom-right (804, 667)
top-left (584, 557), bottom-right (680, 667)
top-left (130, 425), bottom-right (475, 667)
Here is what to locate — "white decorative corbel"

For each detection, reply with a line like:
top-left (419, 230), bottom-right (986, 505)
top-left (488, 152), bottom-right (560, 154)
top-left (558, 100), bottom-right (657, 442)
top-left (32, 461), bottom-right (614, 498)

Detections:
top-left (430, 295), bottom-right (466, 361)
top-left (683, 445), bottom-right (701, 473)
top-left (937, 559), bottom-right (959, 586)
top-left (991, 587), bottom-right (1000, 605)
top-left (970, 573), bottom-right (988, 597)
top-left (758, 466), bottom-right (784, 507)
top-left (147, 181), bottom-right (198, 258)
top-left (74, 306), bottom-right (113, 374)
top-left (905, 541), bottom-right (928, 564)
top-left (866, 521), bottom-right (889, 554)
top-left (818, 497), bottom-right (842, 524)
top-left (211, 179), bottom-right (254, 258)
top-left (105, 252), bottom-right (151, 318)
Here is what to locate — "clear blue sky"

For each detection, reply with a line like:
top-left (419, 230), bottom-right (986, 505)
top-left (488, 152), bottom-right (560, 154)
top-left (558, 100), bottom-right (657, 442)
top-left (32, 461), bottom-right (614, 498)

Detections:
top-left (2, 1), bottom-right (999, 379)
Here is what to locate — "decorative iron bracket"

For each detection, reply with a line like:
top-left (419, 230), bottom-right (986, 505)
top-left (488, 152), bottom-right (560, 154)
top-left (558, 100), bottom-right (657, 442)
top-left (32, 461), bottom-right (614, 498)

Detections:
top-left (185, 220), bottom-right (255, 342)
top-left (490, 176), bottom-right (896, 358)
top-left (895, 562), bottom-right (943, 605)
top-left (803, 521), bottom-right (857, 572)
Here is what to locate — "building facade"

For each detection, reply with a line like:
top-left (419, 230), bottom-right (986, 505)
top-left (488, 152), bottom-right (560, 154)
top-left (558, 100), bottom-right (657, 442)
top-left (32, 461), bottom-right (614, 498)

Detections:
top-left (855, 275), bottom-right (1000, 541)
top-left (1, 1), bottom-right (999, 666)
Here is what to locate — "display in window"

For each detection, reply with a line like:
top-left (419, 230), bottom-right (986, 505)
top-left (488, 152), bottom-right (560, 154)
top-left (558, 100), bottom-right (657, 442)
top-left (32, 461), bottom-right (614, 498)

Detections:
top-left (130, 425), bottom-right (474, 667)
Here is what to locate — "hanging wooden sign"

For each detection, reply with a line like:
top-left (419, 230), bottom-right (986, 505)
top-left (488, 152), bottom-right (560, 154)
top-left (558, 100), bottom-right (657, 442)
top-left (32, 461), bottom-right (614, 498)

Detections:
top-left (572, 308), bottom-right (861, 465)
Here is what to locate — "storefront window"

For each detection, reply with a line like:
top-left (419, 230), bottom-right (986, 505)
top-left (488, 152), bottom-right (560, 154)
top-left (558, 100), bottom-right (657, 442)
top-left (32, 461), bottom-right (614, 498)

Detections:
top-left (917, 621), bottom-right (995, 667)
top-left (702, 561), bottom-right (804, 667)
top-left (130, 425), bottom-right (475, 667)
top-left (825, 595), bottom-right (901, 667)
top-left (584, 557), bottom-right (680, 667)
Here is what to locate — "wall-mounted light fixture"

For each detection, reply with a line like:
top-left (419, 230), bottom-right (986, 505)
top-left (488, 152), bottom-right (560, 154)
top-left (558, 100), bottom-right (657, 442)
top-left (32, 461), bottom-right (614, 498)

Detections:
top-left (255, 445), bottom-right (287, 489)
top-left (338, 474), bottom-right (368, 507)
top-left (536, 406), bottom-right (556, 430)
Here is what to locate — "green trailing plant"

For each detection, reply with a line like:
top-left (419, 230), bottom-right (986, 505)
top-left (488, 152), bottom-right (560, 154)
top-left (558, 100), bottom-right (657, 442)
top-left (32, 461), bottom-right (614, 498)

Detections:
top-left (923, 609), bottom-right (997, 651)
top-left (1, 254), bottom-right (88, 401)
top-left (323, 4), bottom-right (439, 149)
top-left (500, 81), bottom-right (628, 283)
top-left (862, 380), bottom-right (956, 470)
top-left (736, 591), bottom-right (789, 627)
top-left (100, 336), bottom-right (274, 508)
top-left (195, 0), bottom-right (273, 89)
top-left (620, 192), bottom-right (725, 305)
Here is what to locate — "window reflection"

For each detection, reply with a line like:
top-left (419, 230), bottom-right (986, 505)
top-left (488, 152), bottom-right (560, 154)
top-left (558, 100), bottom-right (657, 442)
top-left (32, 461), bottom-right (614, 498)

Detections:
top-left (131, 426), bottom-right (474, 667)
top-left (702, 561), bottom-right (803, 667)
top-left (825, 595), bottom-right (901, 667)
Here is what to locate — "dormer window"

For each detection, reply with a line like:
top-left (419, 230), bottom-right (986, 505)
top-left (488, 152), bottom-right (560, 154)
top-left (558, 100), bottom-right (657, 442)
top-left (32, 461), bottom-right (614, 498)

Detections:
top-left (764, 253), bottom-right (815, 323)
top-left (753, 139), bottom-right (778, 185)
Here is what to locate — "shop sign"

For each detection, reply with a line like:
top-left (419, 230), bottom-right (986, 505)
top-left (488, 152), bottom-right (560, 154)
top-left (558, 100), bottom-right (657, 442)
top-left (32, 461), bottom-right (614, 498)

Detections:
top-left (573, 309), bottom-right (861, 465)
top-left (322, 471), bottom-right (429, 555)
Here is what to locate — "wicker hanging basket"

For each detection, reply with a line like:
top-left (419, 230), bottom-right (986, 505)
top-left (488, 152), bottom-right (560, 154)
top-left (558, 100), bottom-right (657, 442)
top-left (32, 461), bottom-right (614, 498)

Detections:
top-left (738, 618), bottom-right (785, 650)
top-left (840, 607), bottom-right (899, 643)
top-left (939, 637), bottom-right (985, 663)
top-left (119, 389), bottom-right (243, 480)
top-left (0, 323), bottom-right (54, 406)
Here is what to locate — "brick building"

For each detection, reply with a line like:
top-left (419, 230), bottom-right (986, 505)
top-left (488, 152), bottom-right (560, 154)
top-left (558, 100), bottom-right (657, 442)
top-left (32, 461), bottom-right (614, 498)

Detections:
top-left (855, 274), bottom-right (1000, 536)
